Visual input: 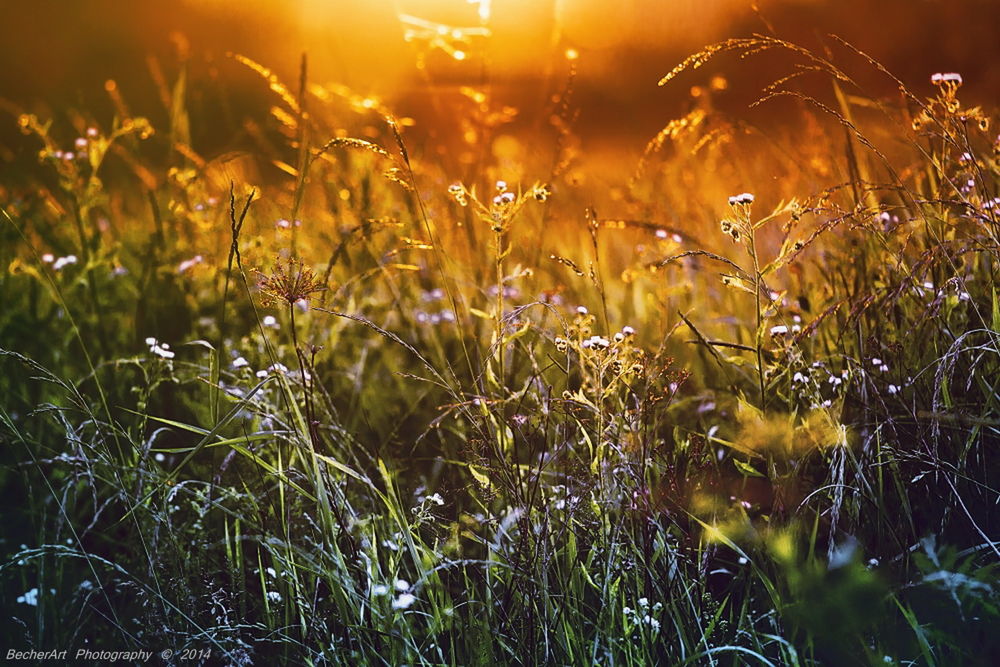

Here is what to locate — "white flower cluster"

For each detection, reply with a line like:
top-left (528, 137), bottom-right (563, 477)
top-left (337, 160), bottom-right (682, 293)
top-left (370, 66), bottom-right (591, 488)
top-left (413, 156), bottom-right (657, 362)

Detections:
top-left (622, 597), bottom-right (662, 633)
top-left (728, 192), bottom-right (755, 205)
top-left (41, 253), bottom-right (78, 271)
top-left (256, 363), bottom-right (289, 379)
top-left (16, 587), bottom-right (39, 606)
top-left (145, 337), bottom-right (175, 359)
top-left (372, 578), bottom-right (418, 609)
top-left (931, 72), bottom-right (963, 85)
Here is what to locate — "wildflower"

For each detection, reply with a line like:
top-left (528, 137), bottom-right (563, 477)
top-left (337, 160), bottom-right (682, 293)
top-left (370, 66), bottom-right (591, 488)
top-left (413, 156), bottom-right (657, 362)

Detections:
top-left (587, 336), bottom-right (610, 349)
top-left (262, 315), bottom-right (279, 328)
top-left (422, 288), bottom-right (445, 302)
top-left (75, 137), bottom-right (88, 150)
top-left (576, 305), bottom-right (589, 316)
top-left (888, 384), bottom-right (899, 395)
top-left (793, 372), bottom-right (806, 383)
top-left (232, 356), bottom-right (249, 369)
top-left (533, 184), bottom-right (551, 201)
top-left (372, 584), bottom-right (389, 596)
top-left (614, 332), bottom-right (625, 343)
top-left (392, 593), bottom-right (417, 610)
top-left (394, 579), bottom-right (410, 591)
top-left (495, 180), bottom-right (507, 192)
top-left (145, 337), bottom-right (175, 359)
top-left (52, 255), bottom-right (78, 271)
top-left (448, 183), bottom-right (467, 206)
top-left (637, 597), bottom-right (649, 609)
top-left (16, 588), bottom-right (39, 606)
top-left (492, 191), bottom-right (515, 206)
top-left (87, 127), bottom-right (99, 138)
top-left (41, 253), bottom-right (54, 263)
top-left (769, 325), bottom-right (789, 336)
top-left (621, 325), bottom-right (635, 336)
top-left (266, 591), bottom-right (282, 603)
top-left (426, 493), bottom-right (445, 506)
top-left (554, 337), bottom-right (568, 352)
top-left (177, 255), bottom-right (203, 274)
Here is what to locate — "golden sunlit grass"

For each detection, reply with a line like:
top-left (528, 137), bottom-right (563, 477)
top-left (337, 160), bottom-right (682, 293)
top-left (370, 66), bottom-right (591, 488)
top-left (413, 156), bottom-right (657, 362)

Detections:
top-left (1, 5), bottom-right (999, 665)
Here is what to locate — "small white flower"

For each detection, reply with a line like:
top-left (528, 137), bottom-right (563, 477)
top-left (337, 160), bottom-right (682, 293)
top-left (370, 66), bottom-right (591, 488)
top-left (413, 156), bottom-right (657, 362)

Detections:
top-left (53, 255), bottom-right (78, 271)
top-left (372, 584), bottom-right (389, 595)
top-left (256, 370), bottom-right (268, 379)
top-left (154, 453), bottom-right (166, 463)
top-left (17, 588), bottom-right (39, 606)
top-left (637, 597), bottom-right (649, 609)
top-left (177, 255), bottom-right (203, 274)
top-left (392, 593), bottom-right (417, 609)
top-left (42, 253), bottom-right (54, 263)
top-left (576, 306), bottom-right (589, 316)
top-left (621, 325), bottom-right (635, 336)
top-left (152, 344), bottom-right (175, 359)
top-left (262, 315), bottom-right (279, 328)
top-left (232, 356), bottom-right (249, 369)
top-left (495, 180), bottom-right (507, 192)
top-left (769, 325), bottom-right (789, 336)
top-left (394, 578), bottom-right (410, 591)
top-left (266, 567), bottom-right (277, 578)
top-left (623, 606), bottom-right (632, 615)
top-left (655, 229), bottom-right (668, 239)
top-left (266, 590), bottom-right (282, 603)
top-left (888, 384), bottom-right (899, 395)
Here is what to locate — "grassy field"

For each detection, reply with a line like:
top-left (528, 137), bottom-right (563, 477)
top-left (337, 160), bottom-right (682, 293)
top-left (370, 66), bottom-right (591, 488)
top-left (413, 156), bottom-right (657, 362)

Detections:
top-left (1, 21), bottom-right (999, 667)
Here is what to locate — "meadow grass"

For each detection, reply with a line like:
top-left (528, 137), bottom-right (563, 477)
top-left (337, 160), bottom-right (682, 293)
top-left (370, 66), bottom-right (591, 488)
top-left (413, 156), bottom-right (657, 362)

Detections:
top-left (1, 31), bottom-right (999, 666)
